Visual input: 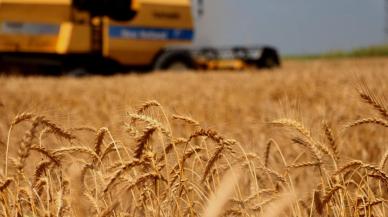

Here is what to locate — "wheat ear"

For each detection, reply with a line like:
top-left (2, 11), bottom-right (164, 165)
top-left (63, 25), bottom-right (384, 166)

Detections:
top-left (38, 117), bottom-right (76, 140)
top-left (321, 185), bottom-right (345, 206)
top-left (292, 137), bottom-right (322, 164)
top-left (264, 139), bottom-right (273, 167)
top-left (5, 112), bottom-right (34, 176)
top-left (0, 178), bottom-right (12, 192)
top-left (347, 118), bottom-right (388, 129)
top-left (53, 147), bottom-right (98, 159)
top-left (314, 190), bottom-right (324, 215)
top-left (333, 160), bottom-right (363, 176)
top-left (362, 163), bottom-right (388, 182)
top-left (288, 161), bottom-right (321, 169)
top-left (30, 145), bottom-right (60, 165)
top-left (103, 159), bottom-right (142, 193)
top-left (271, 119), bottom-right (312, 139)
top-left (136, 100), bottom-right (161, 114)
top-left (172, 114), bottom-right (200, 126)
top-left (357, 82), bottom-right (388, 120)
top-left (202, 145), bottom-right (226, 182)
top-left (379, 149), bottom-right (388, 170)
top-left (134, 125), bottom-right (157, 159)
top-left (323, 121), bottom-right (339, 160)
top-left (33, 160), bottom-right (53, 184)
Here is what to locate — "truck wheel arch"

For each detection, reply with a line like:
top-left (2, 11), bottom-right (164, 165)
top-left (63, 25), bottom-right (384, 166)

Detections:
top-left (153, 50), bottom-right (196, 71)
top-left (257, 47), bottom-right (281, 69)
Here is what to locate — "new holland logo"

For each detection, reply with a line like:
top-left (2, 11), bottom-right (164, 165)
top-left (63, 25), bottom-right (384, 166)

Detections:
top-left (109, 26), bottom-right (194, 41)
top-left (1, 22), bottom-right (59, 35)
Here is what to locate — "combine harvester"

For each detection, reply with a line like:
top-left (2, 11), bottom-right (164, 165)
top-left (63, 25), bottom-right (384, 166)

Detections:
top-left (0, 0), bottom-right (281, 74)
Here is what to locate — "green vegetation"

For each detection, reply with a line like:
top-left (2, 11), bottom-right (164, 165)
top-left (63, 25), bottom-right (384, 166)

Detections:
top-left (285, 44), bottom-right (388, 59)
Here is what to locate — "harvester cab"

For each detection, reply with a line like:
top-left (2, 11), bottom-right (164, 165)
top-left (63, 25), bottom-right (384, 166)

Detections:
top-left (72, 0), bottom-right (138, 21)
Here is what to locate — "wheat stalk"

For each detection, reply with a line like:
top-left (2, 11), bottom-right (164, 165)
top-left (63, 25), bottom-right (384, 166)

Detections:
top-left (203, 167), bottom-right (241, 217)
top-left (103, 159), bottom-right (142, 193)
top-left (98, 201), bottom-right (119, 217)
top-left (16, 116), bottom-right (41, 173)
top-left (321, 185), bottom-right (345, 206)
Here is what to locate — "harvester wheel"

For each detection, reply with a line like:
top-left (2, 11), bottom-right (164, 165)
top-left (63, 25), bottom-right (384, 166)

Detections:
top-left (257, 47), bottom-right (281, 69)
top-left (65, 68), bottom-right (89, 77)
top-left (154, 51), bottom-right (195, 71)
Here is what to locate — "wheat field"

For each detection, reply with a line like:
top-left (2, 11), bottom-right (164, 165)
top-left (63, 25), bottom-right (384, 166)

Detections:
top-left (0, 57), bottom-right (388, 217)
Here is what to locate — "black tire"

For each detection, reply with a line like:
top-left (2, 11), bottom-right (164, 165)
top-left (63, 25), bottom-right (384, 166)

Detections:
top-left (63, 55), bottom-right (123, 76)
top-left (154, 51), bottom-right (195, 71)
top-left (64, 68), bottom-right (90, 77)
top-left (256, 47), bottom-right (281, 69)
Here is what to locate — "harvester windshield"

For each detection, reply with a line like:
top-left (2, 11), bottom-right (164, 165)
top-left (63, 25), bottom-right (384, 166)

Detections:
top-left (72, 0), bottom-right (137, 21)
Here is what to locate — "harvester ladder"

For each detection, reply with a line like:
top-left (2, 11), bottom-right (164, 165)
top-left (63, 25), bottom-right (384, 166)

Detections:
top-left (91, 17), bottom-right (104, 55)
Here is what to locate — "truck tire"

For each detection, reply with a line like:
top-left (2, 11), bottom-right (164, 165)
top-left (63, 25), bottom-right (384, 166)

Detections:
top-left (257, 47), bottom-right (281, 69)
top-left (154, 51), bottom-right (195, 71)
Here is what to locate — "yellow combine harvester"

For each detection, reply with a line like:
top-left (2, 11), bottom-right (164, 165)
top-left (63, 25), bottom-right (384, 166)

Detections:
top-left (0, 0), bottom-right (280, 74)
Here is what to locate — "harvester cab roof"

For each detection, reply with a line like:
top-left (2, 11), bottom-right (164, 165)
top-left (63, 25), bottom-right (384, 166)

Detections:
top-left (72, 0), bottom-right (138, 21)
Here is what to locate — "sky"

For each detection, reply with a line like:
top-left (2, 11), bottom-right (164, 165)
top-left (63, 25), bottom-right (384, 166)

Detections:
top-left (193, 0), bottom-right (386, 55)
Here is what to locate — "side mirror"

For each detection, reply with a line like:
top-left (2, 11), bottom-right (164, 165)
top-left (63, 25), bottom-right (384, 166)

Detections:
top-left (197, 0), bottom-right (204, 17)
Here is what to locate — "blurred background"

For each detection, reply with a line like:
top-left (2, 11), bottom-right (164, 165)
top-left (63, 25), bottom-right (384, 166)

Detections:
top-left (0, 0), bottom-right (387, 74)
top-left (195, 0), bottom-right (386, 55)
